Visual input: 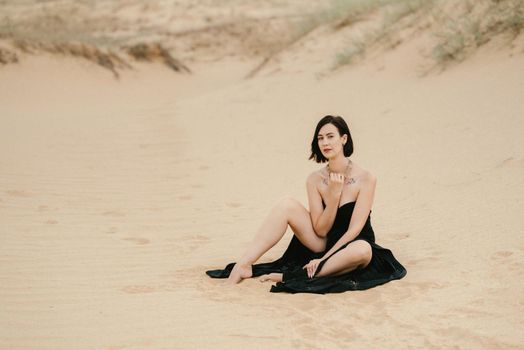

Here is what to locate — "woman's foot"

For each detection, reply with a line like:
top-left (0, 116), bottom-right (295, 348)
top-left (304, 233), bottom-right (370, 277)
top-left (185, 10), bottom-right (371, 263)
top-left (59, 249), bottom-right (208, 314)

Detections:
top-left (227, 263), bottom-right (253, 284)
top-left (259, 273), bottom-right (283, 283)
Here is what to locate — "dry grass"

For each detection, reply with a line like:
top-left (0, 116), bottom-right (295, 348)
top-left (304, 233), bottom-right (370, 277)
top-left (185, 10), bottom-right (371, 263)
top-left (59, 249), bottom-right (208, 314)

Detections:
top-left (0, 0), bottom-right (522, 76)
top-left (0, 1), bottom-right (194, 76)
top-left (7, 39), bottom-right (192, 78)
top-left (430, 0), bottom-right (524, 69)
top-left (333, 0), bottom-right (435, 68)
top-left (0, 0), bottom-right (300, 76)
top-left (328, 0), bottom-right (524, 71)
top-left (0, 45), bottom-right (18, 64)
top-left (245, 0), bottom-right (382, 77)
top-left (12, 40), bottom-right (130, 78)
top-left (126, 43), bottom-right (191, 73)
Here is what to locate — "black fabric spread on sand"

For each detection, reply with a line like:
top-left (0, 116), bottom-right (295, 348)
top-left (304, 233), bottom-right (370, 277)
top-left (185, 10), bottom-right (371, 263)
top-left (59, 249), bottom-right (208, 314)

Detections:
top-left (205, 201), bottom-right (407, 294)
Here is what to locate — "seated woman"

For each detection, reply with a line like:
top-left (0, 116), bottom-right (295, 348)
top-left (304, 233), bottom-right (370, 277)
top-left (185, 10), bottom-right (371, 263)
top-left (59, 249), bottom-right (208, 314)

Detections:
top-left (206, 115), bottom-right (407, 294)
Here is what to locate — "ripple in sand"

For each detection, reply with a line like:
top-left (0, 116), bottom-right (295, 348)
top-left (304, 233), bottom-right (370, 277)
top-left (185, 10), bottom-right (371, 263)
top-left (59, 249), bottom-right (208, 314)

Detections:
top-left (390, 232), bottom-right (410, 240)
top-left (120, 285), bottom-right (156, 294)
top-left (225, 202), bottom-right (242, 208)
top-left (491, 250), bottom-right (513, 259)
top-left (38, 205), bottom-right (52, 211)
top-left (106, 226), bottom-right (118, 234)
top-left (6, 189), bottom-right (35, 197)
top-left (498, 157), bottom-right (524, 168)
top-left (101, 210), bottom-right (127, 217)
top-left (122, 237), bottom-right (150, 245)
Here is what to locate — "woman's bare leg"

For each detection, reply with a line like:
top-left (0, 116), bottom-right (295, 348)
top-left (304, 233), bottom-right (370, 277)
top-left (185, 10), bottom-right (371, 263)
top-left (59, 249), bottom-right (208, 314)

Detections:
top-left (261, 241), bottom-right (371, 282)
top-left (227, 196), bottom-right (326, 284)
top-left (314, 240), bottom-right (372, 278)
top-left (259, 273), bottom-right (283, 283)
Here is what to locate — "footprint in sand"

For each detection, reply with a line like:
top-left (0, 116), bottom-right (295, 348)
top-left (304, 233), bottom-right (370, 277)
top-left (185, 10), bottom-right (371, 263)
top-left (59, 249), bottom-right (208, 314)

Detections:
top-left (120, 285), bottom-right (156, 294)
top-left (433, 326), bottom-right (503, 348)
top-left (38, 205), bottom-right (51, 212)
top-left (390, 232), bottom-right (410, 240)
top-left (190, 234), bottom-right (210, 242)
top-left (122, 237), bottom-right (150, 245)
top-left (175, 234), bottom-right (210, 253)
top-left (419, 281), bottom-right (449, 290)
top-left (491, 251), bottom-right (513, 259)
top-left (497, 157), bottom-right (524, 168)
top-left (450, 305), bottom-right (491, 317)
top-left (105, 345), bottom-right (126, 350)
top-left (106, 226), bottom-right (118, 234)
top-left (102, 210), bottom-right (126, 217)
top-left (146, 207), bottom-right (162, 212)
top-left (399, 280), bottom-right (449, 295)
top-left (387, 285), bottom-right (413, 301)
top-left (225, 202), bottom-right (242, 208)
top-left (226, 334), bottom-right (280, 341)
top-left (404, 256), bottom-right (439, 266)
top-left (508, 261), bottom-right (523, 274)
top-left (6, 190), bottom-right (34, 197)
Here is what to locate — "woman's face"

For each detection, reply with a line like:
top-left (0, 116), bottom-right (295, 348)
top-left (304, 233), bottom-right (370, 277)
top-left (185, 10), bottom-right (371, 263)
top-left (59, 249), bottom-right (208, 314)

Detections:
top-left (317, 123), bottom-right (347, 159)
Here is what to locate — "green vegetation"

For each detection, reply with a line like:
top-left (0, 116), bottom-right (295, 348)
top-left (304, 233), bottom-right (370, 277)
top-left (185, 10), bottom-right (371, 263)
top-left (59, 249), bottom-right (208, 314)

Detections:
top-left (431, 0), bottom-right (524, 68)
top-left (326, 0), bottom-right (524, 71)
top-left (0, 1), bottom-right (190, 77)
top-left (0, 0), bottom-right (522, 75)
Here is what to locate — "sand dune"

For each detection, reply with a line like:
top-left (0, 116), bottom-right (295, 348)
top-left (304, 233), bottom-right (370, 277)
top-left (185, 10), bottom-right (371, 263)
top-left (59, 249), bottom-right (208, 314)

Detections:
top-left (1, 1), bottom-right (524, 349)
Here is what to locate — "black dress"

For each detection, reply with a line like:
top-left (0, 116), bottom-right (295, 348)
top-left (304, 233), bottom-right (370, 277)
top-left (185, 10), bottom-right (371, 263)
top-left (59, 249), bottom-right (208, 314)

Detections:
top-left (206, 201), bottom-right (407, 294)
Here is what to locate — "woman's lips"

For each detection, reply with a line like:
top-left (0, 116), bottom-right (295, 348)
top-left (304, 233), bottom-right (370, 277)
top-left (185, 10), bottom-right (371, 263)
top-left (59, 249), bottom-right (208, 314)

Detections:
top-left (323, 148), bottom-right (332, 152)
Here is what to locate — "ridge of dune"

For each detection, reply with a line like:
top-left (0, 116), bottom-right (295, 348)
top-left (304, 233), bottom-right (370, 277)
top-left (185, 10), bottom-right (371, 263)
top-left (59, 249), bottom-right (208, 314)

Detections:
top-left (1, 0), bottom-right (523, 77)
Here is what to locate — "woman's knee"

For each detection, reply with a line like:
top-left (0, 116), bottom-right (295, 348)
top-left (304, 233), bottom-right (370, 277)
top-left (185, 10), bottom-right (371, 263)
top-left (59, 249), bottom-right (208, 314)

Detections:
top-left (348, 240), bottom-right (372, 265)
top-left (276, 196), bottom-right (301, 213)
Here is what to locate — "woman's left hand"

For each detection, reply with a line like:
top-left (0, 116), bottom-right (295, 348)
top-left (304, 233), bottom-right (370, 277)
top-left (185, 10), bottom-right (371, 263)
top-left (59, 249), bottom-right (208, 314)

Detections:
top-left (303, 259), bottom-right (323, 279)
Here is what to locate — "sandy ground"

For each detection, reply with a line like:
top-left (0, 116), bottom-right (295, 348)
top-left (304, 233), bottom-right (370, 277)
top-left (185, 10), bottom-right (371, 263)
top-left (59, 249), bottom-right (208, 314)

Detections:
top-left (1, 7), bottom-right (524, 349)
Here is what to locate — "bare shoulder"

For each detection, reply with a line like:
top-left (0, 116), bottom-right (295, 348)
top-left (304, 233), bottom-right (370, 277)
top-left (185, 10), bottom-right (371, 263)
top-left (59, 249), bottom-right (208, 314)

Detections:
top-left (306, 168), bottom-right (326, 185)
top-left (350, 161), bottom-right (377, 185)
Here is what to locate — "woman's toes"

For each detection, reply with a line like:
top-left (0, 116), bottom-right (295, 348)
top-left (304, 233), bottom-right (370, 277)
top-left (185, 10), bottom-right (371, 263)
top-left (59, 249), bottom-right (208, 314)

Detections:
top-left (259, 274), bottom-right (269, 282)
top-left (258, 273), bottom-right (282, 283)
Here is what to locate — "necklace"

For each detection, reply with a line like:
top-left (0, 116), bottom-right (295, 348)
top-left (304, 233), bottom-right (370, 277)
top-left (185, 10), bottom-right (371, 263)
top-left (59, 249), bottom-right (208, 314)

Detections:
top-left (325, 158), bottom-right (354, 185)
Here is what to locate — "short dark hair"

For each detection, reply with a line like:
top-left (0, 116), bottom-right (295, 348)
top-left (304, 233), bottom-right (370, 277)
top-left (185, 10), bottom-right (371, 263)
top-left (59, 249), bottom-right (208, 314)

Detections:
top-left (309, 115), bottom-right (354, 163)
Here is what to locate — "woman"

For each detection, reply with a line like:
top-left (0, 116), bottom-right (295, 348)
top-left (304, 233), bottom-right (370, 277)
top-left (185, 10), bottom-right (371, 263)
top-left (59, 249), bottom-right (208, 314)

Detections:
top-left (206, 115), bottom-right (406, 293)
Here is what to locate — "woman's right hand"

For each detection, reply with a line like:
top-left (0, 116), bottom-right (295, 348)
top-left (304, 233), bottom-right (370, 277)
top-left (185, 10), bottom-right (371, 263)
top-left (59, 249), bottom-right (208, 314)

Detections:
top-left (327, 172), bottom-right (345, 201)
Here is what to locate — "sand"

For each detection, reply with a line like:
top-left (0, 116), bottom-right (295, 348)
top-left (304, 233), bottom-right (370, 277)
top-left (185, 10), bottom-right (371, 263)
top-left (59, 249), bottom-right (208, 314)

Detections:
top-left (1, 2), bottom-right (524, 349)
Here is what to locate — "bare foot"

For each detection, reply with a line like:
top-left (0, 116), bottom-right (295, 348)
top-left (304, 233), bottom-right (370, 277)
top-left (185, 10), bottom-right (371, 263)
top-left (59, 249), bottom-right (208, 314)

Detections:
top-left (259, 273), bottom-right (283, 283)
top-left (227, 263), bottom-right (253, 284)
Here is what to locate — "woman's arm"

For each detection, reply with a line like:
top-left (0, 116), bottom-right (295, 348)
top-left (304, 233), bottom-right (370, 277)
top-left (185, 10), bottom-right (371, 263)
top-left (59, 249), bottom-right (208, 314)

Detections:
top-left (320, 173), bottom-right (377, 258)
top-left (306, 173), bottom-right (341, 237)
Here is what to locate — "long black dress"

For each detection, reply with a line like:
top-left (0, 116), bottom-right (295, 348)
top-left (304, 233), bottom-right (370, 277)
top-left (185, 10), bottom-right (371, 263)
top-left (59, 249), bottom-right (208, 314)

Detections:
top-left (206, 200), bottom-right (407, 294)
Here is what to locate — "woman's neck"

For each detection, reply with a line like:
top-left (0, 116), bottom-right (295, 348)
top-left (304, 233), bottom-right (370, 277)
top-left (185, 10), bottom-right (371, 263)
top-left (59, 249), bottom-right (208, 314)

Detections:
top-left (327, 155), bottom-right (349, 173)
